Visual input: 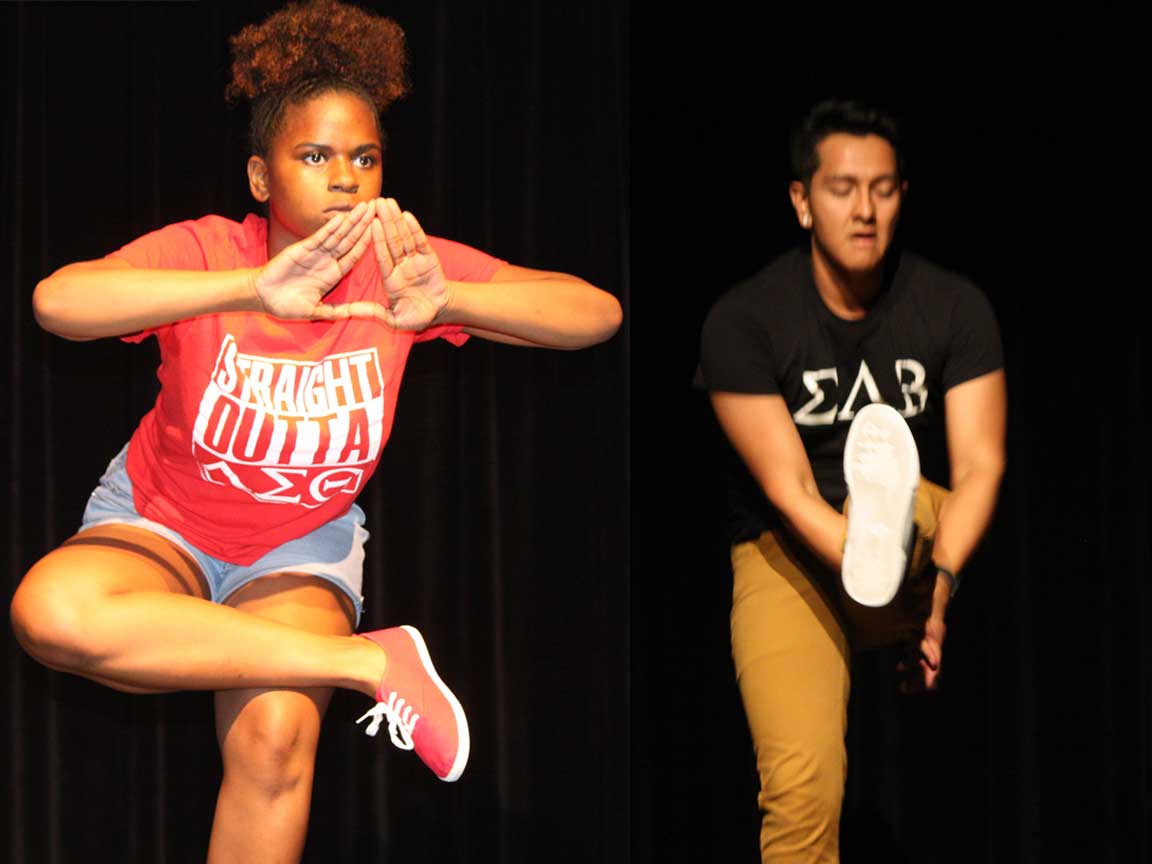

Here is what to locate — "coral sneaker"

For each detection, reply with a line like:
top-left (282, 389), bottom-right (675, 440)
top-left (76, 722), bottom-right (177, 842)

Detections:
top-left (841, 403), bottom-right (920, 607)
top-left (356, 625), bottom-right (470, 782)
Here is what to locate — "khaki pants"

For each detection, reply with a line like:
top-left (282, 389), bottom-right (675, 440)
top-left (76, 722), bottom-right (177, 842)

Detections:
top-left (730, 479), bottom-right (948, 863)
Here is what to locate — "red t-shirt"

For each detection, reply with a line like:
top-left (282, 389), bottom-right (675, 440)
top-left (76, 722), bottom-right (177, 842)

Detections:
top-left (108, 213), bottom-right (504, 564)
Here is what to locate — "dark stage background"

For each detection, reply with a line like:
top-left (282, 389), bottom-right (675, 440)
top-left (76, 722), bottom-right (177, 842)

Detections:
top-left (634, 9), bottom-right (1151, 864)
top-left (6, 4), bottom-right (1152, 864)
top-left (1, 2), bottom-right (627, 863)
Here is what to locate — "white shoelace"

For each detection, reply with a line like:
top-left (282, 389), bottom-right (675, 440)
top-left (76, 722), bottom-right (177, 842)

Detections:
top-left (357, 690), bottom-right (420, 750)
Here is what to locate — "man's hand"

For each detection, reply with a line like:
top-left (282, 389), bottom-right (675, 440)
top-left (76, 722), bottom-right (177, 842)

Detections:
top-left (894, 371), bottom-right (1005, 695)
top-left (253, 201), bottom-right (375, 319)
top-left (897, 570), bottom-right (951, 694)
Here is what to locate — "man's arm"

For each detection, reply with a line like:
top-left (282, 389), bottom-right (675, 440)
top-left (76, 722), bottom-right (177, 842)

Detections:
top-left (934, 368), bottom-right (1008, 593)
top-left (904, 368), bottom-right (1007, 692)
top-left (709, 391), bottom-right (847, 568)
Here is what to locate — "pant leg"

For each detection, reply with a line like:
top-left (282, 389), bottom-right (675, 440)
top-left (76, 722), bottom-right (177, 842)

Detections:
top-left (730, 478), bottom-right (951, 862)
top-left (731, 531), bottom-right (850, 864)
top-left (907, 476), bottom-right (948, 578)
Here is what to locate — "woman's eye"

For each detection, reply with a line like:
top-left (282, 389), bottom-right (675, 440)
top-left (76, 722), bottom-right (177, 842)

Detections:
top-left (354, 154), bottom-right (376, 168)
top-left (303, 152), bottom-right (325, 165)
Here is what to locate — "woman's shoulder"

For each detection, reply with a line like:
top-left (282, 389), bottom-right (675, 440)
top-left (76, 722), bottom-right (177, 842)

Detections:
top-left (111, 213), bottom-right (268, 270)
top-left (181, 213), bottom-right (268, 266)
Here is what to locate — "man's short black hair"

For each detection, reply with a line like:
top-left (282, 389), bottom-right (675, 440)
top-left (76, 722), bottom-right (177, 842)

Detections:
top-left (790, 99), bottom-right (905, 186)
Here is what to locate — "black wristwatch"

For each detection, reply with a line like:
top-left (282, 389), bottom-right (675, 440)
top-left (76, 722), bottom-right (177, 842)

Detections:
top-left (934, 564), bottom-right (960, 599)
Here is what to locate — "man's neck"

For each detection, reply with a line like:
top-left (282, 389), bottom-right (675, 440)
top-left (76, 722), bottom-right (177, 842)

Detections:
top-left (810, 242), bottom-right (884, 321)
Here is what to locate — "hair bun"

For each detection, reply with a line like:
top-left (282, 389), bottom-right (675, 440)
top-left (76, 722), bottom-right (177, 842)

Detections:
top-left (226, 0), bottom-right (409, 110)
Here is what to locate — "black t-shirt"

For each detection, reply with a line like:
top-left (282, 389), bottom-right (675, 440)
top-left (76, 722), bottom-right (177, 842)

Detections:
top-left (695, 247), bottom-right (1003, 544)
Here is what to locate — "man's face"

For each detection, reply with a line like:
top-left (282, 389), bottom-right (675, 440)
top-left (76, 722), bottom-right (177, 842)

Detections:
top-left (791, 133), bottom-right (905, 274)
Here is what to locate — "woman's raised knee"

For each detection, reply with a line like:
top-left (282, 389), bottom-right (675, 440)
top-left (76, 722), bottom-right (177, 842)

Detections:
top-left (9, 565), bottom-right (104, 671)
top-left (11, 534), bottom-right (205, 673)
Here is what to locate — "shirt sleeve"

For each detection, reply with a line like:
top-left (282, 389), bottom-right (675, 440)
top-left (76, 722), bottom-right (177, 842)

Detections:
top-left (942, 283), bottom-right (1004, 391)
top-left (106, 221), bottom-right (209, 344)
top-left (416, 235), bottom-right (508, 346)
top-left (694, 288), bottom-right (781, 394)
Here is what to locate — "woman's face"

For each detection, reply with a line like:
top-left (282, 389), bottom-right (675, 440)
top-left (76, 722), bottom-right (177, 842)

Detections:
top-left (247, 90), bottom-right (383, 254)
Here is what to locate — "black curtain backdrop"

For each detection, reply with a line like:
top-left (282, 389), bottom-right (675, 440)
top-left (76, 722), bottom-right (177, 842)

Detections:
top-left (634, 9), bottom-right (1151, 864)
top-left (1, 2), bottom-right (627, 863)
top-left (7, 4), bottom-right (1152, 864)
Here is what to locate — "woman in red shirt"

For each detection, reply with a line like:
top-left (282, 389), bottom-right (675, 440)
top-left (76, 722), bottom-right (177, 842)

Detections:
top-left (9, 1), bottom-right (621, 861)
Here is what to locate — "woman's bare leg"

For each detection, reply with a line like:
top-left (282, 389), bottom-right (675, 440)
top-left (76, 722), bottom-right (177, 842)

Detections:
top-left (207, 574), bottom-right (354, 864)
top-left (9, 525), bottom-right (385, 697)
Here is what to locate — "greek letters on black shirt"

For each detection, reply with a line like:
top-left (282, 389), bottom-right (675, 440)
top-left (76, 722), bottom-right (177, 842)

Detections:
top-left (695, 247), bottom-right (1003, 544)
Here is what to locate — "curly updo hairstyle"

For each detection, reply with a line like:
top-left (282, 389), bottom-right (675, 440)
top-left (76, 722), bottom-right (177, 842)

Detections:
top-left (226, 0), bottom-right (410, 156)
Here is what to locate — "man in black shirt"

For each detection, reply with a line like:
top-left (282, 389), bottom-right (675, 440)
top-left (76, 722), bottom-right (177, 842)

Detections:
top-left (695, 100), bottom-right (1006, 862)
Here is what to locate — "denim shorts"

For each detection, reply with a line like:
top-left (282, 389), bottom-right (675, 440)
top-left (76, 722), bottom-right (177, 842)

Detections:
top-left (80, 444), bottom-right (366, 625)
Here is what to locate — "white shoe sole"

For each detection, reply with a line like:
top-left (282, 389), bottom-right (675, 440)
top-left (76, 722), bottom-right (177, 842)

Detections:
top-left (841, 403), bottom-right (920, 607)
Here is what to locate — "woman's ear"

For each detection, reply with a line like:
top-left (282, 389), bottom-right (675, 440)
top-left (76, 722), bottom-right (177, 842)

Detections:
top-left (247, 155), bottom-right (270, 203)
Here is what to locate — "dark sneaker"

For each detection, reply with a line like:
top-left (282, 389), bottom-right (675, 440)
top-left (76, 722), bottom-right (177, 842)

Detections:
top-left (841, 403), bottom-right (920, 607)
top-left (356, 625), bottom-right (470, 782)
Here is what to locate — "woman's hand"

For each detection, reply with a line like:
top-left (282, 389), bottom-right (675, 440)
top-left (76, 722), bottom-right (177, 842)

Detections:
top-left (252, 201), bottom-right (376, 319)
top-left (294, 198), bottom-right (451, 330)
top-left (367, 197), bottom-right (452, 330)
